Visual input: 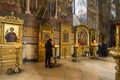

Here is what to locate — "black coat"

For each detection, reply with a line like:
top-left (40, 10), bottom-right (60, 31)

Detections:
top-left (102, 43), bottom-right (107, 54)
top-left (98, 44), bottom-right (102, 55)
top-left (45, 40), bottom-right (54, 57)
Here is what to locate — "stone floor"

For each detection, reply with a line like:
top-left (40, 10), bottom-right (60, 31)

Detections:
top-left (0, 57), bottom-right (116, 80)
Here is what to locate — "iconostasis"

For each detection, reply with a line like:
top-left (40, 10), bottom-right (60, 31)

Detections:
top-left (75, 24), bottom-right (90, 56)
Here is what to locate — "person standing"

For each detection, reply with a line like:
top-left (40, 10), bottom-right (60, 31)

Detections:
top-left (45, 38), bottom-right (54, 68)
top-left (101, 42), bottom-right (108, 57)
top-left (97, 42), bottom-right (102, 57)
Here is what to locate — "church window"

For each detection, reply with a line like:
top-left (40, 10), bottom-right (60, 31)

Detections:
top-left (74, 0), bottom-right (87, 24)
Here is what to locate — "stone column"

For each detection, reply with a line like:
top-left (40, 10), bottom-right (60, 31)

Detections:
top-left (25, 0), bottom-right (31, 14)
top-left (55, 0), bottom-right (57, 19)
top-left (36, 0), bottom-right (38, 9)
top-left (17, 0), bottom-right (21, 13)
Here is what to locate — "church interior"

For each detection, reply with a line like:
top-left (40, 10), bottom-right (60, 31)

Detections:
top-left (0, 0), bottom-right (120, 80)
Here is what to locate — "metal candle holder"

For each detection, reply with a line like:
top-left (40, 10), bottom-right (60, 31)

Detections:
top-left (14, 43), bottom-right (21, 73)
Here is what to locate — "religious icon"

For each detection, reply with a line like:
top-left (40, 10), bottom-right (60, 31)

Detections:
top-left (42, 31), bottom-right (51, 44)
top-left (4, 24), bottom-right (19, 43)
top-left (78, 30), bottom-right (87, 45)
top-left (63, 32), bottom-right (69, 43)
top-left (5, 27), bottom-right (17, 42)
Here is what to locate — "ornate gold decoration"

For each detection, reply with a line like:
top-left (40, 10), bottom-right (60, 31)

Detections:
top-left (0, 12), bottom-right (23, 25)
top-left (0, 11), bottom-right (23, 65)
top-left (75, 24), bottom-right (90, 56)
top-left (91, 39), bottom-right (98, 58)
top-left (60, 23), bottom-right (71, 58)
top-left (109, 24), bottom-right (120, 80)
top-left (38, 23), bottom-right (53, 62)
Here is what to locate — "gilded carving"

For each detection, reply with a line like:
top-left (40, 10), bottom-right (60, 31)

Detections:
top-left (75, 24), bottom-right (89, 46)
top-left (0, 12), bottom-right (23, 65)
top-left (75, 24), bottom-right (90, 55)
top-left (109, 25), bottom-right (120, 80)
top-left (38, 23), bottom-right (53, 62)
top-left (2, 48), bottom-right (16, 56)
top-left (60, 23), bottom-right (71, 58)
top-left (63, 31), bottom-right (69, 43)
top-left (42, 31), bottom-right (51, 44)
top-left (0, 26), bottom-right (1, 44)
top-left (61, 46), bottom-right (71, 58)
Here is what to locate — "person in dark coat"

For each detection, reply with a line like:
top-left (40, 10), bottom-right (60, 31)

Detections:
top-left (101, 42), bottom-right (108, 57)
top-left (97, 42), bottom-right (102, 57)
top-left (45, 38), bottom-right (54, 68)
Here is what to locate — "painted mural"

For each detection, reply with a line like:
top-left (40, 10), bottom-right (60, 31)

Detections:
top-left (111, 0), bottom-right (116, 19)
top-left (89, 0), bottom-right (97, 7)
top-left (0, 0), bottom-right (18, 13)
top-left (23, 27), bottom-right (38, 37)
top-left (75, 0), bottom-right (87, 24)
top-left (23, 27), bottom-right (38, 44)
